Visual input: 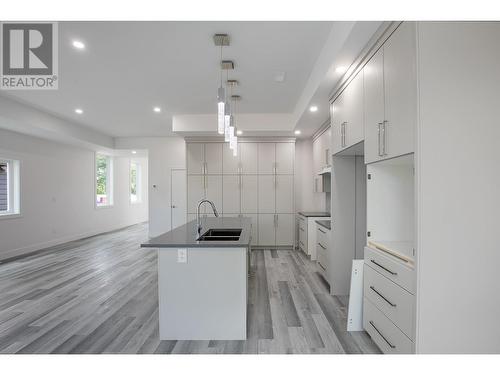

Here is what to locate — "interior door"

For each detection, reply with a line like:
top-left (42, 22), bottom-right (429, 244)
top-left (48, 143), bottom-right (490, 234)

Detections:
top-left (275, 214), bottom-right (294, 246)
top-left (257, 143), bottom-right (275, 175)
top-left (275, 143), bottom-right (294, 174)
top-left (240, 143), bottom-right (258, 174)
top-left (222, 175), bottom-right (240, 214)
top-left (364, 48), bottom-right (385, 164)
top-left (258, 214), bottom-right (275, 246)
top-left (204, 143), bottom-right (223, 175)
top-left (258, 175), bottom-right (275, 213)
top-left (205, 175), bottom-right (223, 215)
top-left (223, 143), bottom-right (240, 174)
top-left (383, 22), bottom-right (416, 159)
top-left (240, 175), bottom-right (258, 213)
top-left (171, 169), bottom-right (187, 230)
top-left (275, 175), bottom-right (294, 213)
top-left (186, 143), bottom-right (204, 175)
top-left (187, 175), bottom-right (205, 214)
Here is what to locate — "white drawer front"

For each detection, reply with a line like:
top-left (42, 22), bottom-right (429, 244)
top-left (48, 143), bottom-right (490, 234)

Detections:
top-left (363, 298), bottom-right (414, 354)
top-left (364, 246), bottom-right (415, 294)
top-left (364, 264), bottom-right (415, 340)
top-left (298, 222), bottom-right (307, 252)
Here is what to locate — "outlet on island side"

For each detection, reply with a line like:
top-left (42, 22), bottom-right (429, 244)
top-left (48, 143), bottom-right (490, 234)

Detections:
top-left (177, 248), bottom-right (187, 263)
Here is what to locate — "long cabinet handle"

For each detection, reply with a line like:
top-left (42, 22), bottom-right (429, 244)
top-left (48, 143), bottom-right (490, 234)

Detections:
top-left (369, 286), bottom-right (397, 307)
top-left (383, 120), bottom-right (388, 156)
top-left (377, 122), bottom-right (383, 157)
top-left (369, 321), bottom-right (396, 349)
top-left (370, 259), bottom-right (397, 276)
top-left (318, 243), bottom-right (326, 250)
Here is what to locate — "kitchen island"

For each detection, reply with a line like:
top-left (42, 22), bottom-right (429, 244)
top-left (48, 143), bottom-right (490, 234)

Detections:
top-left (141, 217), bottom-right (252, 340)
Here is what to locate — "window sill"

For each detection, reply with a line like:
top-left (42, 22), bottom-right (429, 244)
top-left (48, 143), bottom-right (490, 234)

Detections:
top-left (0, 213), bottom-right (22, 221)
top-left (95, 204), bottom-right (114, 210)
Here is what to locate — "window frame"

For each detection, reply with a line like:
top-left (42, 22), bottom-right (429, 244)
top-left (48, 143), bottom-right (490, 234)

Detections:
top-left (0, 158), bottom-right (21, 220)
top-left (129, 159), bottom-right (142, 205)
top-left (95, 153), bottom-right (114, 209)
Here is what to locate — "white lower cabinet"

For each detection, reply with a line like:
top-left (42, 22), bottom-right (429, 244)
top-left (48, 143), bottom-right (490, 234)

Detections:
top-left (258, 214), bottom-right (275, 246)
top-left (222, 175), bottom-right (240, 214)
top-left (242, 213), bottom-right (258, 245)
top-left (240, 175), bottom-right (258, 213)
top-left (258, 175), bottom-right (275, 213)
top-left (275, 214), bottom-right (294, 246)
top-left (275, 175), bottom-right (294, 213)
top-left (316, 225), bottom-right (330, 277)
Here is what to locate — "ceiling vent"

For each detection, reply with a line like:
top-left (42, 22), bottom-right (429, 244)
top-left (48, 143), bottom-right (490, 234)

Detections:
top-left (213, 34), bottom-right (230, 46)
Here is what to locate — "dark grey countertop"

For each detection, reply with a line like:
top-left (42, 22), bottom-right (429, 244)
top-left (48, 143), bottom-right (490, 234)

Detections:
top-left (298, 211), bottom-right (331, 217)
top-left (315, 220), bottom-right (332, 230)
top-left (141, 217), bottom-right (252, 248)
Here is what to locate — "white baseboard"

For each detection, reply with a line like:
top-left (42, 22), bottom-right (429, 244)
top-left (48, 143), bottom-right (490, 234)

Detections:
top-left (0, 221), bottom-right (146, 262)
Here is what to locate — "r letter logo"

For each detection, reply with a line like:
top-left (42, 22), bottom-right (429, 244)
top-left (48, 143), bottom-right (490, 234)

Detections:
top-left (1, 22), bottom-right (58, 90)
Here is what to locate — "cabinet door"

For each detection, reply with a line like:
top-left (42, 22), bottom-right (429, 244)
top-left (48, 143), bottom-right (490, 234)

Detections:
top-left (258, 175), bottom-right (276, 213)
top-left (205, 175), bottom-right (223, 215)
top-left (383, 22), bottom-right (416, 158)
top-left (222, 143), bottom-right (240, 174)
top-left (241, 175), bottom-right (258, 213)
top-left (241, 213), bottom-right (258, 246)
top-left (187, 175), bottom-right (205, 213)
top-left (204, 143), bottom-right (223, 175)
top-left (331, 97), bottom-right (344, 155)
top-left (343, 71), bottom-right (364, 148)
top-left (275, 175), bottom-right (293, 213)
top-left (313, 136), bottom-right (322, 173)
top-left (186, 143), bottom-right (204, 175)
top-left (222, 175), bottom-right (240, 214)
top-left (275, 143), bottom-right (294, 174)
top-left (276, 214), bottom-right (294, 246)
top-left (240, 143), bottom-right (258, 174)
top-left (258, 214), bottom-right (276, 246)
top-left (364, 48), bottom-right (385, 164)
top-left (258, 143), bottom-right (275, 175)
top-left (324, 128), bottom-right (332, 167)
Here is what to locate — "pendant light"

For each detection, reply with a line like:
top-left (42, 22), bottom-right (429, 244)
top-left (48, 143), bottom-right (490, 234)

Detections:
top-left (214, 34), bottom-right (230, 134)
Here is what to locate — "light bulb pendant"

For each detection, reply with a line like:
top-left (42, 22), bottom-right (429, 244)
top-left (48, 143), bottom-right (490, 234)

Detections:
top-left (217, 87), bottom-right (226, 134)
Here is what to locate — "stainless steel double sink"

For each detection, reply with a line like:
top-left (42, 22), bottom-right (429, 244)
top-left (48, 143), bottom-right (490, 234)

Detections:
top-left (197, 228), bottom-right (242, 241)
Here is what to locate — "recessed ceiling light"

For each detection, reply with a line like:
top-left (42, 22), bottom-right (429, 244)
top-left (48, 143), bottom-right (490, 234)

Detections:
top-left (131, 150), bottom-right (137, 154)
top-left (294, 130), bottom-right (301, 135)
top-left (75, 108), bottom-right (83, 114)
top-left (309, 105), bottom-right (318, 112)
top-left (237, 130), bottom-right (243, 135)
top-left (153, 107), bottom-right (161, 113)
top-left (72, 40), bottom-right (85, 50)
top-left (335, 66), bottom-right (347, 74)
top-left (274, 71), bottom-right (286, 82)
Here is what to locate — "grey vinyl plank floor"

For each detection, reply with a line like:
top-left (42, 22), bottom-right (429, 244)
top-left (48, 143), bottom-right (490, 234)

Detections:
top-left (0, 223), bottom-right (380, 354)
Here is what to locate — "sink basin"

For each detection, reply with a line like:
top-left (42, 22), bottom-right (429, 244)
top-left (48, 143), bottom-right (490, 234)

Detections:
top-left (197, 228), bottom-right (242, 241)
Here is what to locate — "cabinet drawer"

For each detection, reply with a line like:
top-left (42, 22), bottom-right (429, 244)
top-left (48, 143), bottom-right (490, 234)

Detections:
top-left (316, 226), bottom-right (328, 246)
top-left (298, 219), bottom-right (307, 252)
top-left (364, 264), bottom-right (415, 339)
top-left (363, 298), bottom-right (414, 354)
top-left (364, 246), bottom-right (415, 294)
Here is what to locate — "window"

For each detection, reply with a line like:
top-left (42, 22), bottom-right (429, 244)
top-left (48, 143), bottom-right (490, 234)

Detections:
top-left (95, 154), bottom-right (113, 207)
top-left (130, 160), bottom-right (142, 204)
top-left (0, 158), bottom-right (20, 217)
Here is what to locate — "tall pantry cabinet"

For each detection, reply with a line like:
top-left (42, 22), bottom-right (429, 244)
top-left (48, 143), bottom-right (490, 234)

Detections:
top-left (186, 140), bottom-right (295, 248)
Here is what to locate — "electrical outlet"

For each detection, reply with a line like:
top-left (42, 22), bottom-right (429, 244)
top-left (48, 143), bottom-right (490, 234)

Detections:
top-left (177, 248), bottom-right (187, 263)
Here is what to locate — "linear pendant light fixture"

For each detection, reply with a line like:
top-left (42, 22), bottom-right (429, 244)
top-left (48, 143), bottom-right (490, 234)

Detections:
top-left (214, 34), bottom-right (230, 135)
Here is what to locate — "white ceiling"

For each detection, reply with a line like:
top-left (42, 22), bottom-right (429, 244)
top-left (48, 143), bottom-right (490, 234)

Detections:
top-left (2, 21), bottom-right (333, 138)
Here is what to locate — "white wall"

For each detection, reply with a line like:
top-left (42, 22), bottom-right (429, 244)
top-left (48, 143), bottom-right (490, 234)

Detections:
top-left (416, 22), bottom-right (500, 353)
top-left (0, 129), bottom-right (148, 261)
top-left (295, 138), bottom-right (324, 212)
top-left (115, 137), bottom-right (186, 238)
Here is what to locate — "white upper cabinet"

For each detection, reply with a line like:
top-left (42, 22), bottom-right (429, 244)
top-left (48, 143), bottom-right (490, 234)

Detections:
top-left (342, 71), bottom-right (364, 148)
top-left (222, 175), bottom-right (240, 214)
top-left (240, 143), bottom-right (258, 174)
top-left (364, 48), bottom-right (385, 164)
top-left (187, 175), bottom-right (205, 213)
top-left (275, 143), bottom-right (294, 174)
top-left (240, 175), bottom-right (258, 213)
top-left (383, 22), bottom-right (416, 159)
top-left (204, 143), bottom-right (223, 175)
top-left (223, 143), bottom-right (240, 174)
top-left (187, 143), bottom-right (204, 175)
top-left (258, 143), bottom-right (275, 175)
top-left (331, 93), bottom-right (344, 155)
top-left (275, 175), bottom-right (294, 213)
top-left (258, 175), bottom-right (275, 213)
